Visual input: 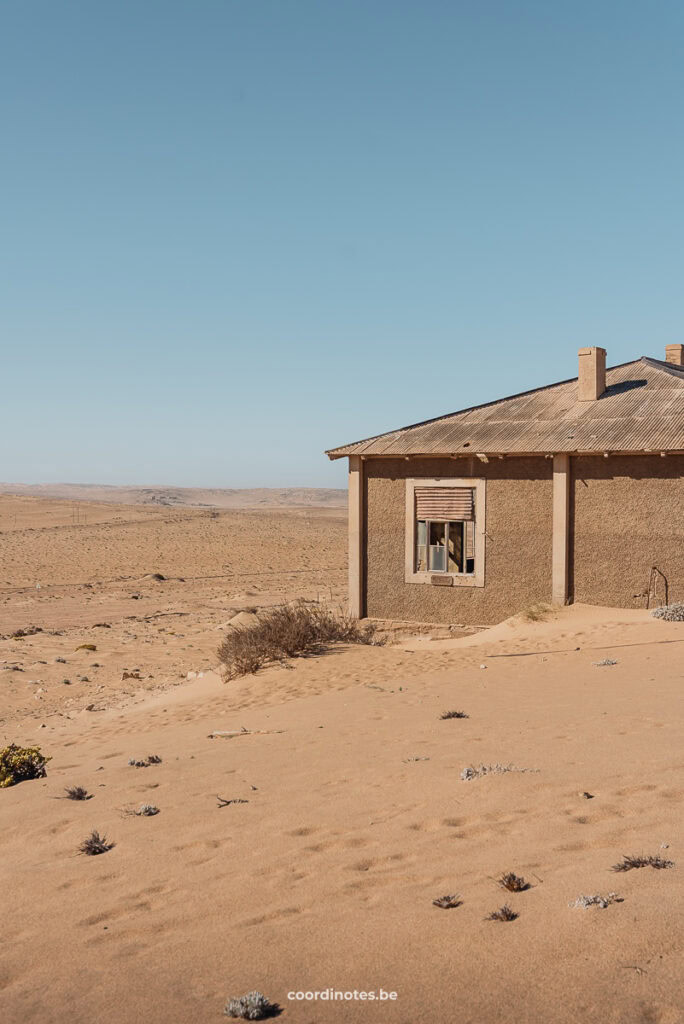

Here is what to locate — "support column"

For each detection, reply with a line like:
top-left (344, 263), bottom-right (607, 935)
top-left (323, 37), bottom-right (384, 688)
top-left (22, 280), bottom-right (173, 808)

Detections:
top-left (348, 455), bottom-right (364, 618)
top-left (552, 454), bottom-right (570, 605)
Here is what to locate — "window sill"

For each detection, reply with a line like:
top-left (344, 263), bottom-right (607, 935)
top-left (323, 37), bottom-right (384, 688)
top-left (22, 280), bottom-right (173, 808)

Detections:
top-left (404, 570), bottom-right (484, 588)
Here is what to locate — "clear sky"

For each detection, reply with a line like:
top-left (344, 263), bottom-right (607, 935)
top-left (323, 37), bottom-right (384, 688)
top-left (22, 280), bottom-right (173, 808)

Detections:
top-left (2, 1), bottom-right (683, 488)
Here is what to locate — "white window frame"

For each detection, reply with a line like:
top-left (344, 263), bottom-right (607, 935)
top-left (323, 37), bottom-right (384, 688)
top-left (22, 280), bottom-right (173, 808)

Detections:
top-left (404, 477), bottom-right (486, 587)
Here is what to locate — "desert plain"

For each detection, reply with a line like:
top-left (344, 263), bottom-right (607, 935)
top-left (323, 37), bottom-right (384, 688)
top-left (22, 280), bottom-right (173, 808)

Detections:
top-left (0, 489), bottom-right (682, 1024)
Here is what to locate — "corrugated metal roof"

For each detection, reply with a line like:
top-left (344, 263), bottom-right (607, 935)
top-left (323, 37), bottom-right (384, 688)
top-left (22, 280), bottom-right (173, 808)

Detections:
top-left (326, 357), bottom-right (684, 459)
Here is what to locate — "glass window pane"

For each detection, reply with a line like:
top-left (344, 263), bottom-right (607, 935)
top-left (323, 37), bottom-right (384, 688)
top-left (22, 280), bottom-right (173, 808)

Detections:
top-left (416, 519), bottom-right (427, 572)
top-left (448, 521), bottom-right (464, 573)
top-left (465, 520), bottom-right (475, 574)
top-left (428, 521), bottom-right (447, 572)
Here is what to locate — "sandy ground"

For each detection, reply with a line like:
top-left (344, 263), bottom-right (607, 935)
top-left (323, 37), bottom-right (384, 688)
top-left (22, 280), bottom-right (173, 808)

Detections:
top-left (0, 495), bottom-right (348, 726)
top-left (0, 482), bottom-right (346, 509)
top-left (1, 495), bottom-right (682, 1024)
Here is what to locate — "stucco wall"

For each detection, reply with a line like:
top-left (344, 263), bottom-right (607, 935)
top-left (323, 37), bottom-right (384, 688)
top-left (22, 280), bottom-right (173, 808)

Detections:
top-left (364, 457), bottom-right (553, 625)
top-left (571, 455), bottom-right (684, 607)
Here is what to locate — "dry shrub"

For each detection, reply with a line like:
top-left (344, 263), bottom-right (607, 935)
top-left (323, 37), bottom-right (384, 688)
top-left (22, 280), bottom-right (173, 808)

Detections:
top-left (460, 763), bottom-right (535, 782)
top-left (224, 991), bottom-right (278, 1019)
top-left (521, 602), bottom-right (552, 622)
top-left (79, 830), bottom-right (114, 855)
top-left (498, 872), bottom-right (529, 892)
top-left (612, 853), bottom-right (674, 872)
top-left (570, 892), bottom-right (622, 909)
top-left (128, 755), bottom-right (162, 768)
top-left (487, 905), bottom-right (518, 922)
top-left (651, 603), bottom-right (684, 621)
top-left (0, 744), bottom-right (51, 788)
top-left (135, 804), bottom-right (159, 816)
top-left (432, 893), bottom-right (462, 909)
top-left (10, 625), bottom-right (43, 638)
top-left (64, 786), bottom-right (90, 801)
top-left (217, 602), bottom-right (378, 679)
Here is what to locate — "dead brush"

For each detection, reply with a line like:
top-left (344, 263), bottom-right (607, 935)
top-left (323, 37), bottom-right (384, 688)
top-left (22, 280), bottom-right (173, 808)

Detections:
top-left (135, 804), bottom-right (159, 816)
top-left (440, 710), bottom-right (469, 720)
top-left (651, 602), bottom-right (684, 621)
top-left (612, 854), bottom-right (674, 872)
top-left (432, 893), bottom-right (462, 909)
top-left (64, 785), bottom-right (90, 801)
top-left (522, 602), bottom-right (552, 623)
top-left (486, 904), bottom-right (518, 922)
top-left (461, 763), bottom-right (535, 781)
top-left (224, 991), bottom-right (278, 1019)
top-left (79, 830), bottom-right (114, 855)
top-left (217, 795), bottom-right (248, 808)
top-left (498, 872), bottom-right (529, 892)
top-left (128, 755), bottom-right (162, 768)
top-left (217, 601), bottom-right (379, 679)
top-left (570, 892), bottom-right (623, 909)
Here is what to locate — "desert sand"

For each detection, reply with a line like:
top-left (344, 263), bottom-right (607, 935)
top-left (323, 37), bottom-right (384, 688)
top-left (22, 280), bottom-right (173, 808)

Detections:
top-left (0, 482), bottom-right (347, 509)
top-left (1, 493), bottom-right (682, 1024)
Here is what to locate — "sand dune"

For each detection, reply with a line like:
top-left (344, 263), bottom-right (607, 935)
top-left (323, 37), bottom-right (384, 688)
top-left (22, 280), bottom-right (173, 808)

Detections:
top-left (0, 482), bottom-right (347, 509)
top-left (1, 496), bottom-right (682, 1023)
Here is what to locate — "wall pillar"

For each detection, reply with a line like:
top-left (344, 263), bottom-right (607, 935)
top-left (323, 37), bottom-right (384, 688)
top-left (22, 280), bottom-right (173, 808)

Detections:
top-left (552, 454), bottom-right (570, 605)
top-left (348, 455), bottom-right (364, 618)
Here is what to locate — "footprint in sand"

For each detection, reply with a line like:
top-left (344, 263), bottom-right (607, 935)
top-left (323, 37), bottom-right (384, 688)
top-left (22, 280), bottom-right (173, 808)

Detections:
top-left (240, 905), bottom-right (303, 928)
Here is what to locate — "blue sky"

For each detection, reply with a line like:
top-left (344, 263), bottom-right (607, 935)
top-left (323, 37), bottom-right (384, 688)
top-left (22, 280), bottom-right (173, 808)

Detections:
top-left (2, 0), bottom-right (683, 488)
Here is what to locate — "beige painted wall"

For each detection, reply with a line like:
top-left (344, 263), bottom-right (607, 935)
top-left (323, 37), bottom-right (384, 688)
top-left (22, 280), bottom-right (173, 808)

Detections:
top-left (364, 457), bottom-right (553, 624)
top-left (571, 455), bottom-right (684, 607)
top-left (362, 454), bottom-right (684, 624)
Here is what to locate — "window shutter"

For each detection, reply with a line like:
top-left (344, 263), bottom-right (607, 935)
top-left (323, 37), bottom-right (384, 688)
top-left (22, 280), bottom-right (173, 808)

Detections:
top-left (415, 486), bottom-right (474, 521)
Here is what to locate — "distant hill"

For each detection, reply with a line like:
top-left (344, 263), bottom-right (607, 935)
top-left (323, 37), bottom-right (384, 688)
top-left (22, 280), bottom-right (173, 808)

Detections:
top-left (0, 482), bottom-right (347, 509)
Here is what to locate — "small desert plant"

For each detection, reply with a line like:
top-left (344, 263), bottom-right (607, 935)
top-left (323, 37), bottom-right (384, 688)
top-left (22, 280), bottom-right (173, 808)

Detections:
top-left (217, 796), bottom-right (249, 807)
top-left (521, 602), bottom-right (552, 622)
top-left (79, 830), bottom-right (114, 855)
top-left (135, 804), bottom-right (159, 816)
top-left (64, 785), bottom-right (90, 801)
top-left (432, 893), bottom-right (462, 909)
top-left (570, 892), bottom-right (622, 909)
top-left (612, 853), bottom-right (674, 872)
top-left (0, 744), bottom-right (51, 788)
top-left (593, 658), bottom-right (617, 667)
top-left (440, 710), bottom-right (469, 720)
top-left (217, 601), bottom-right (378, 679)
top-left (498, 872), bottom-right (529, 892)
top-left (224, 991), bottom-right (277, 1019)
top-left (128, 755), bottom-right (162, 768)
top-left (487, 905), bottom-right (518, 922)
top-left (651, 603), bottom-right (684, 621)
top-left (460, 763), bottom-right (535, 781)
top-left (10, 625), bottom-right (43, 638)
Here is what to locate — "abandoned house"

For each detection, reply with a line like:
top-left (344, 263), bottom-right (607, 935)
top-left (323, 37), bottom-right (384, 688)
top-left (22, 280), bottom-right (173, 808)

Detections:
top-left (326, 346), bottom-right (684, 625)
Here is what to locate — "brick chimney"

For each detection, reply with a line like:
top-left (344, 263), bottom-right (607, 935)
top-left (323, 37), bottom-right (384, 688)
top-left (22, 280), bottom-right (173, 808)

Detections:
top-left (665, 344), bottom-right (684, 367)
top-left (578, 347), bottom-right (606, 401)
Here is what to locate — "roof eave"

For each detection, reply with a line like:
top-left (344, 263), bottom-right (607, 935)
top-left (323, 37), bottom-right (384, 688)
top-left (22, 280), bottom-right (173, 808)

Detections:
top-left (327, 446), bottom-right (684, 461)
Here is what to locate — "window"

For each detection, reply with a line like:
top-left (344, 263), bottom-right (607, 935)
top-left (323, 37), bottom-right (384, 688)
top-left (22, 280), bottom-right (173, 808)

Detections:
top-left (405, 478), bottom-right (485, 587)
top-left (416, 518), bottom-right (475, 574)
